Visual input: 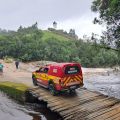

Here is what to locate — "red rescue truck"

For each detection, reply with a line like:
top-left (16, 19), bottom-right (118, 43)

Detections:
top-left (32, 63), bottom-right (83, 95)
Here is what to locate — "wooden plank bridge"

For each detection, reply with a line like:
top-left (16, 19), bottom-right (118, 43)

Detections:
top-left (28, 87), bottom-right (120, 120)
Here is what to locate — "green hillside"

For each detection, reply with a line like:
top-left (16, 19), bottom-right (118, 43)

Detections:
top-left (0, 25), bottom-right (119, 67)
top-left (42, 30), bottom-right (70, 41)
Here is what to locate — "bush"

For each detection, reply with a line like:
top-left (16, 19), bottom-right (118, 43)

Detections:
top-left (0, 24), bottom-right (119, 67)
top-left (3, 56), bottom-right (13, 63)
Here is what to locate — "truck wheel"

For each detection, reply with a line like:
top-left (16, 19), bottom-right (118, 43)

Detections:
top-left (69, 89), bottom-right (76, 95)
top-left (32, 76), bottom-right (38, 86)
top-left (49, 83), bottom-right (57, 96)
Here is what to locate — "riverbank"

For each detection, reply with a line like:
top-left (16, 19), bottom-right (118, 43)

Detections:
top-left (0, 81), bottom-right (29, 102)
top-left (0, 82), bottom-right (63, 120)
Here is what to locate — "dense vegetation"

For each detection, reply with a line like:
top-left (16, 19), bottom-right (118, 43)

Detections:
top-left (91, 0), bottom-right (120, 50)
top-left (0, 24), bottom-right (119, 67)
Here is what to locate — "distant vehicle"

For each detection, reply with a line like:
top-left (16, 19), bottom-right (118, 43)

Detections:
top-left (32, 63), bottom-right (83, 95)
top-left (0, 62), bottom-right (3, 73)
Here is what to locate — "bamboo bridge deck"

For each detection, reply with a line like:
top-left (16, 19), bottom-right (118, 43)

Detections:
top-left (28, 87), bottom-right (120, 120)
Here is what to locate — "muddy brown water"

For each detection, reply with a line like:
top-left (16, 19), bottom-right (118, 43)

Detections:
top-left (0, 92), bottom-right (46, 120)
top-left (0, 92), bottom-right (62, 120)
top-left (84, 72), bottom-right (120, 99)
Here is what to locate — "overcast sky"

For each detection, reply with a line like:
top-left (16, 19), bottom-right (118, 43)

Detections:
top-left (0, 0), bottom-right (105, 38)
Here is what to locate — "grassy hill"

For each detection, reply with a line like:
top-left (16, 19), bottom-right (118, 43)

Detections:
top-left (42, 30), bottom-right (70, 41)
top-left (0, 25), bottom-right (119, 67)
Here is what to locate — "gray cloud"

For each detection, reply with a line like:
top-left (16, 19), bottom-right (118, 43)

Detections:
top-left (0, 0), bottom-right (93, 29)
top-left (0, 0), bottom-right (104, 38)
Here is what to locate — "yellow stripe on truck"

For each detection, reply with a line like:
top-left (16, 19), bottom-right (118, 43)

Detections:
top-left (75, 76), bottom-right (81, 81)
top-left (63, 77), bottom-right (71, 85)
top-left (78, 75), bottom-right (82, 79)
top-left (34, 73), bottom-right (83, 85)
top-left (74, 76), bottom-right (79, 82)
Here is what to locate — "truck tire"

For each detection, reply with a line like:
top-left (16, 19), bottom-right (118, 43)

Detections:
top-left (69, 89), bottom-right (76, 95)
top-left (48, 83), bottom-right (57, 96)
top-left (32, 76), bottom-right (38, 86)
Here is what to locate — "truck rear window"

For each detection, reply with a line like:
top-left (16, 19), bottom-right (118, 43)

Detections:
top-left (65, 66), bottom-right (80, 74)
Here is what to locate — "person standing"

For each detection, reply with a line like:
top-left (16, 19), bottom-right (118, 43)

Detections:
top-left (15, 60), bottom-right (19, 69)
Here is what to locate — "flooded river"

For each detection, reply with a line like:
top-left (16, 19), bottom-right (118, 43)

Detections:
top-left (0, 92), bottom-right (62, 120)
top-left (84, 72), bottom-right (120, 99)
top-left (0, 92), bottom-right (47, 120)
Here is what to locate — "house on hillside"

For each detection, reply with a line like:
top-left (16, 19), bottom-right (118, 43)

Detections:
top-left (53, 21), bottom-right (57, 29)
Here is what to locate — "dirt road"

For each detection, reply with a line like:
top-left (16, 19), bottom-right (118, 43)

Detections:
top-left (0, 60), bottom-right (33, 86)
top-left (0, 60), bottom-right (113, 87)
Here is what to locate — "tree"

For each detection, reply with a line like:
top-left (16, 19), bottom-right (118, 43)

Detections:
top-left (91, 0), bottom-right (120, 50)
top-left (69, 29), bottom-right (75, 36)
top-left (69, 29), bottom-right (78, 39)
top-left (0, 23), bottom-right (119, 66)
top-left (32, 22), bottom-right (38, 29)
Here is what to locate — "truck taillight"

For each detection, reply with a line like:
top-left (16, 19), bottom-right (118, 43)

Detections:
top-left (59, 79), bottom-right (61, 84)
top-left (81, 76), bottom-right (83, 81)
top-left (59, 79), bottom-right (64, 86)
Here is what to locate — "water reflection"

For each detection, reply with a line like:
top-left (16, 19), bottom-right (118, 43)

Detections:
top-left (0, 92), bottom-right (46, 120)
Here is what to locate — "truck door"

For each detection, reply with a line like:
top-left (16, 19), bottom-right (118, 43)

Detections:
top-left (35, 67), bottom-right (44, 84)
top-left (40, 67), bottom-right (49, 86)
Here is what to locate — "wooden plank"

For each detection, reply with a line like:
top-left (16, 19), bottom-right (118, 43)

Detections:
top-left (60, 104), bottom-right (85, 116)
top-left (29, 87), bottom-right (120, 120)
top-left (92, 105), bottom-right (120, 120)
top-left (113, 114), bottom-right (120, 120)
top-left (106, 112), bottom-right (120, 120)
top-left (80, 97), bottom-right (116, 111)
top-left (54, 95), bottom-right (105, 113)
top-left (86, 103), bottom-right (120, 119)
top-left (61, 98), bottom-right (117, 118)
top-left (48, 101), bottom-right (69, 109)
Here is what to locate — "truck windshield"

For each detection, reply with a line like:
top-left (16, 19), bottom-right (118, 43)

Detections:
top-left (64, 66), bottom-right (80, 74)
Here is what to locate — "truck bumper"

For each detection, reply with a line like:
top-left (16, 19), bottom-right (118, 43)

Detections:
top-left (55, 83), bottom-right (84, 92)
